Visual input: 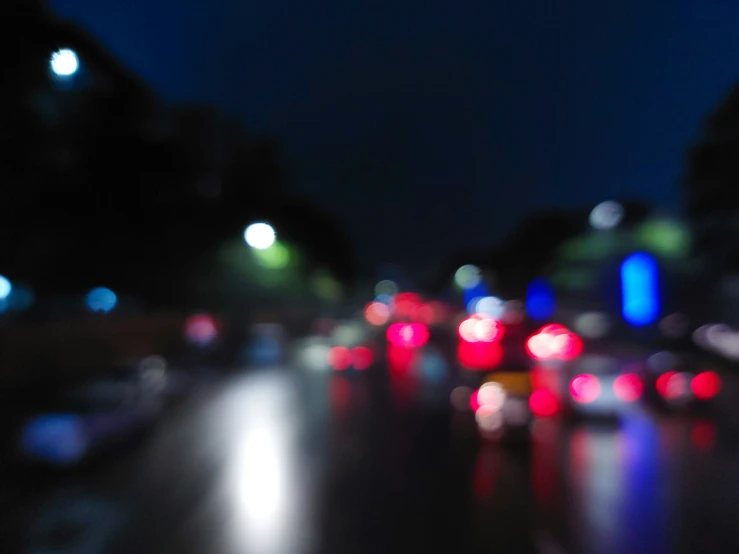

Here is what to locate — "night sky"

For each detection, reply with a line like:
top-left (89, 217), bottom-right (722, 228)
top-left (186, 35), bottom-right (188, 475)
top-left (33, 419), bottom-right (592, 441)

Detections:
top-left (49, 0), bottom-right (739, 268)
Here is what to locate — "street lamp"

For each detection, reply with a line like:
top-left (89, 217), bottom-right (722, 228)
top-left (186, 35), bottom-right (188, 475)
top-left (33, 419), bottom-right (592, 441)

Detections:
top-left (0, 275), bottom-right (11, 300)
top-left (50, 48), bottom-right (79, 77)
top-left (589, 200), bottom-right (623, 230)
top-left (244, 222), bottom-right (276, 250)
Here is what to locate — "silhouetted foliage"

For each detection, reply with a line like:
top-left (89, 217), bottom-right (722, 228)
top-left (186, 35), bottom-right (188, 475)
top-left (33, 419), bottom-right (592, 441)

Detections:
top-left (489, 210), bottom-right (586, 295)
top-left (0, 7), bottom-right (355, 308)
top-left (684, 84), bottom-right (739, 220)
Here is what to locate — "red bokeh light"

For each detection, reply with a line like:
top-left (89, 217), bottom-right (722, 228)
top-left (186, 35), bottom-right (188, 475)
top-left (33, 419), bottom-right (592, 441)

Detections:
top-left (458, 315), bottom-right (504, 343)
top-left (526, 332), bottom-right (556, 360)
top-left (613, 373), bottom-right (643, 403)
top-left (691, 371), bottom-right (721, 400)
top-left (540, 323), bottom-right (568, 335)
top-left (394, 293), bottom-right (422, 319)
top-left (387, 344), bottom-right (417, 376)
top-left (185, 314), bottom-right (218, 345)
top-left (410, 303), bottom-right (435, 325)
top-left (350, 346), bottom-right (373, 370)
top-left (328, 346), bottom-right (351, 370)
top-left (656, 371), bottom-right (687, 400)
top-left (469, 390), bottom-right (480, 411)
top-left (457, 341), bottom-right (503, 371)
top-left (692, 420), bottom-right (717, 450)
top-left (525, 324), bottom-right (582, 361)
top-left (529, 388), bottom-right (560, 417)
top-left (570, 374), bottom-right (601, 404)
top-left (364, 302), bottom-right (390, 326)
top-left (387, 322), bottom-right (430, 348)
top-left (557, 333), bottom-right (583, 360)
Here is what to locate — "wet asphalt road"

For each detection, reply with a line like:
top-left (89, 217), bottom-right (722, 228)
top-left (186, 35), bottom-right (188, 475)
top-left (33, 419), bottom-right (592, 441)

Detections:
top-left (3, 348), bottom-right (739, 554)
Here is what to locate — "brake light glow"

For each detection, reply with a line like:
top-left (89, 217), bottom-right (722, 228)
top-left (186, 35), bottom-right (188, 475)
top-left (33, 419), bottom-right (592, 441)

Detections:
top-left (387, 322), bottom-right (430, 348)
top-left (529, 388), bottom-right (559, 417)
top-left (691, 371), bottom-right (721, 400)
top-left (570, 374), bottom-right (601, 404)
top-left (526, 324), bottom-right (582, 361)
top-left (458, 315), bottom-right (504, 343)
top-left (613, 373), bottom-right (643, 402)
top-left (328, 346), bottom-right (351, 370)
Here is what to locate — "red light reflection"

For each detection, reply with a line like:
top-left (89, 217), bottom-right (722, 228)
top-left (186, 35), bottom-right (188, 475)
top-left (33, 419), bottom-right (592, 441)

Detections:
top-left (387, 344), bottom-right (417, 376)
top-left (457, 341), bottom-right (503, 371)
top-left (691, 420), bottom-right (717, 450)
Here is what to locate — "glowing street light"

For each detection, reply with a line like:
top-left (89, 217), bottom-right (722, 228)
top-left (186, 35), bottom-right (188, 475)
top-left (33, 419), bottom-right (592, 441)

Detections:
top-left (589, 200), bottom-right (623, 230)
top-left (244, 222), bottom-right (276, 250)
top-left (50, 48), bottom-right (79, 77)
top-left (0, 275), bottom-right (11, 300)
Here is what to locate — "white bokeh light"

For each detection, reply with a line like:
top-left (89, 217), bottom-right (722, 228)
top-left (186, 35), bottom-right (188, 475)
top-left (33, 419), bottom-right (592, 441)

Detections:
top-left (0, 275), bottom-right (11, 300)
top-left (244, 222), bottom-right (276, 250)
top-left (454, 264), bottom-right (482, 290)
top-left (50, 48), bottom-right (79, 77)
top-left (589, 200), bottom-right (624, 230)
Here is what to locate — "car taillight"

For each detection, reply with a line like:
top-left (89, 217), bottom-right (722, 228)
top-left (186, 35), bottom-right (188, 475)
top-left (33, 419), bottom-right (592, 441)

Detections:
top-left (691, 371), bottom-right (721, 400)
top-left (570, 374), bottom-right (601, 404)
top-left (613, 373), bottom-right (643, 402)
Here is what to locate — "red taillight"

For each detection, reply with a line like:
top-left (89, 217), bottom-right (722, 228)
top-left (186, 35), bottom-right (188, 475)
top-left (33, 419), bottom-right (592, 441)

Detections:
top-left (557, 333), bottom-right (583, 360)
top-left (350, 346), bottom-right (373, 370)
top-left (457, 341), bottom-right (503, 371)
top-left (185, 314), bottom-right (218, 345)
top-left (613, 373), bottom-right (643, 402)
top-left (529, 389), bottom-right (559, 417)
top-left (387, 322), bottom-right (429, 348)
top-left (526, 332), bottom-right (555, 360)
top-left (656, 371), bottom-right (688, 400)
top-left (570, 374), bottom-right (601, 404)
top-left (691, 371), bottom-right (721, 400)
top-left (469, 389), bottom-right (480, 411)
top-left (526, 324), bottom-right (582, 361)
top-left (458, 315), bottom-right (504, 343)
top-left (328, 346), bottom-right (351, 370)
top-left (394, 293), bottom-right (422, 319)
top-left (364, 302), bottom-right (390, 326)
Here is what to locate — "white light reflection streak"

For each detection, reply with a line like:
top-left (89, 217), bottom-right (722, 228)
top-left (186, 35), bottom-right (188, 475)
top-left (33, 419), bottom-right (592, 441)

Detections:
top-left (222, 372), bottom-right (313, 554)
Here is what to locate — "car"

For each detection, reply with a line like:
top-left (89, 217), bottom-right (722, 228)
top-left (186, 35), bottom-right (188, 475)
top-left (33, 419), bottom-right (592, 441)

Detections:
top-left (18, 378), bottom-right (163, 466)
top-left (559, 354), bottom-right (645, 419)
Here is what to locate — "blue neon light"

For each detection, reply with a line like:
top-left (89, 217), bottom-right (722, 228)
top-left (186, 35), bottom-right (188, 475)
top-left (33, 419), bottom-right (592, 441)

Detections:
top-left (621, 253), bottom-right (659, 326)
top-left (526, 277), bottom-right (555, 320)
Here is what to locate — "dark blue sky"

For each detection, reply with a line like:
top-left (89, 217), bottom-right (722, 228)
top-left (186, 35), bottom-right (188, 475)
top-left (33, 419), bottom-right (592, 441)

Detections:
top-left (50, 0), bottom-right (739, 266)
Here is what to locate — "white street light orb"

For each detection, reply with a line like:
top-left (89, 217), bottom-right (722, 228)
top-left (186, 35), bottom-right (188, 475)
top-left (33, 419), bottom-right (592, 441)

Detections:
top-left (590, 200), bottom-right (624, 230)
top-left (0, 275), bottom-right (11, 300)
top-left (244, 223), bottom-right (276, 250)
top-left (50, 48), bottom-right (79, 77)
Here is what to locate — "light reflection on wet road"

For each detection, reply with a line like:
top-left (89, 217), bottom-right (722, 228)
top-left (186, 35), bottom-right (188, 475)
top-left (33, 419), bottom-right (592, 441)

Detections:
top-left (8, 359), bottom-right (739, 554)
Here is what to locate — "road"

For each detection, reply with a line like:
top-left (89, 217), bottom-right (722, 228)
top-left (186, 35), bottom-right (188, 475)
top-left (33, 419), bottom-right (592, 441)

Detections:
top-left (2, 344), bottom-right (739, 554)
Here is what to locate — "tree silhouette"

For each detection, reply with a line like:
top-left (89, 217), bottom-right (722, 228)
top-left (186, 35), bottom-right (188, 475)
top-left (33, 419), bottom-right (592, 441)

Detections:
top-left (0, 6), bottom-right (356, 308)
top-left (684, 84), bottom-right (739, 220)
